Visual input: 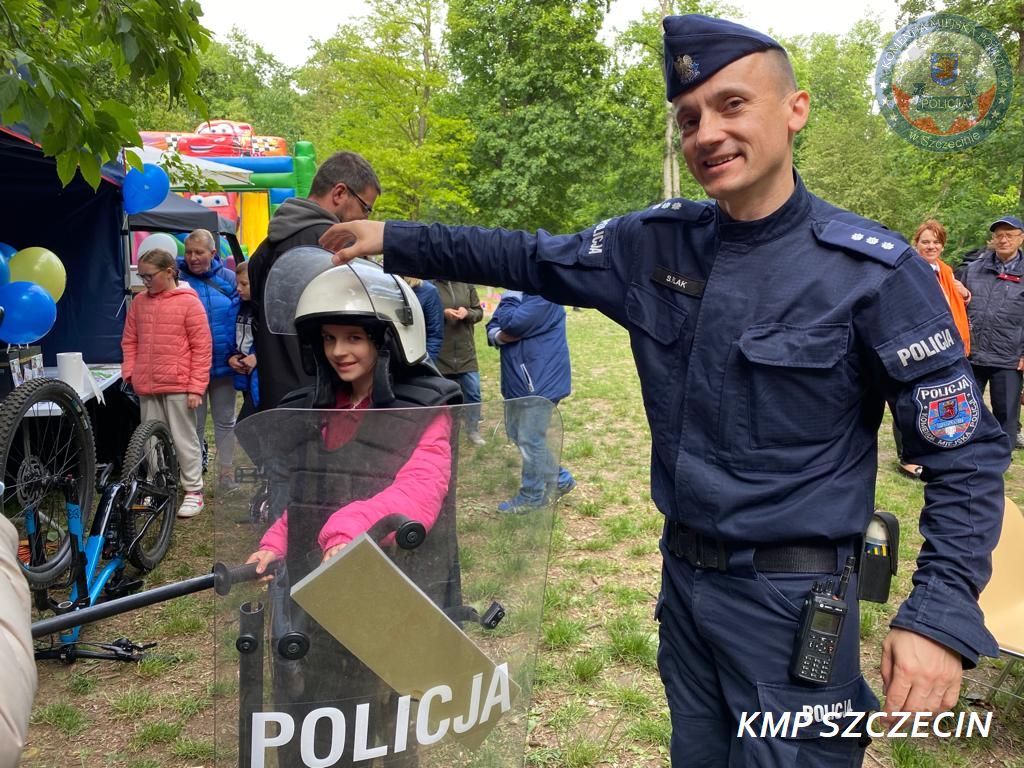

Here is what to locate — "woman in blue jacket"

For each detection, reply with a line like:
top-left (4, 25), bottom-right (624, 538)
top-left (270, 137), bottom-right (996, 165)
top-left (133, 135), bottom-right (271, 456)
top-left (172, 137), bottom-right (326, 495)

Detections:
top-left (179, 229), bottom-right (240, 492)
top-left (487, 290), bottom-right (575, 513)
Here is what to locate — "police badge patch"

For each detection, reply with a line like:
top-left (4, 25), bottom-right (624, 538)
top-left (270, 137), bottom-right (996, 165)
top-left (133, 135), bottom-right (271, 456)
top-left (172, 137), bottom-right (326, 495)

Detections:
top-left (674, 54), bottom-right (699, 83)
top-left (914, 375), bottom-right (979, 448)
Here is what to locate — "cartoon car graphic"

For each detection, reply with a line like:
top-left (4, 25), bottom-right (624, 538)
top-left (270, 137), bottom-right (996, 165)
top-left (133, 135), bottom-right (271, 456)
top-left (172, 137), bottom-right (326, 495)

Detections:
top-left (185, 192), bottom-right (239, 224)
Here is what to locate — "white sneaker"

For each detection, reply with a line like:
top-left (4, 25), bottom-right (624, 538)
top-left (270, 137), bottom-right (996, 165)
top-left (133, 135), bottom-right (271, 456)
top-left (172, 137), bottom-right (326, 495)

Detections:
top-left (177, 492), bottom-right (205, 518)
top-left (468, 431), bottom-right (485, 447)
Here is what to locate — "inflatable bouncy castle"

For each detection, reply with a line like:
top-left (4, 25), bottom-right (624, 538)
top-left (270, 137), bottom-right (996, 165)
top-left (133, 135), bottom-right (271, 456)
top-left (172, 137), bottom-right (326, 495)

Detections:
top-left (140, 120), bottom-right (317, 252)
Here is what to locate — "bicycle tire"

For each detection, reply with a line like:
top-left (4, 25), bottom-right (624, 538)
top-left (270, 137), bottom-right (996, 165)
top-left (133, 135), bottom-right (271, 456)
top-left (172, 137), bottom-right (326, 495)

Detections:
top-left (0, 378), bottom-right (96, 588)
top-left (121, 419), bottom-right (178, 572)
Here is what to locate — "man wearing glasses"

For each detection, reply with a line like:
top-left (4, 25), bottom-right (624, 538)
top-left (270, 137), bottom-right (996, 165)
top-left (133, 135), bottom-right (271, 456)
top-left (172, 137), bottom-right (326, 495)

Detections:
top-left (248, 151), bottom-right (381, 411)
top-left (960, 215), bottom-right (1024, 450)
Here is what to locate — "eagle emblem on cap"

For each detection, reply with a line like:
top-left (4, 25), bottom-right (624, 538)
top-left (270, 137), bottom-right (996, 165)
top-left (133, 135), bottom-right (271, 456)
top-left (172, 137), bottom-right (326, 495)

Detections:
top-left (673, 54), bottom-right (700, 82)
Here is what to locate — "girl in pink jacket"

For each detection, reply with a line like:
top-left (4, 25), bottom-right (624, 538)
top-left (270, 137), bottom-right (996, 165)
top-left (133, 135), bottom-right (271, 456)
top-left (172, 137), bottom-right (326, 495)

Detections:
top-left (247, 262), bottom-right (460, 573)
top-left (246, 261), bottom-right (462, 573)
top-left (122, 248), bottom-right (212, 519)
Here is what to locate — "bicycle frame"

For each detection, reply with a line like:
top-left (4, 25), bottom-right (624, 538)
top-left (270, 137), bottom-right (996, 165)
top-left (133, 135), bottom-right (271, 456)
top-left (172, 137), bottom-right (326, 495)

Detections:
top-left (34, 476), bottom-right (140, 650)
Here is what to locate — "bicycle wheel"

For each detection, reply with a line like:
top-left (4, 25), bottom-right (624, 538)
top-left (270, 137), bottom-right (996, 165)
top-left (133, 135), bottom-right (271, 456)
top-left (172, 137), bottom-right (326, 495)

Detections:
top-left (121, 420), bottom-right (179, 572)
top-left (0, 378), bottom-right (96, 588)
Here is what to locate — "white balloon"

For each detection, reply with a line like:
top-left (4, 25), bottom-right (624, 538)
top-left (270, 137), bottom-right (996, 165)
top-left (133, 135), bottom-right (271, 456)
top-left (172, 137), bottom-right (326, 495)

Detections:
top-left (137, 233), bottom-right (179, 259)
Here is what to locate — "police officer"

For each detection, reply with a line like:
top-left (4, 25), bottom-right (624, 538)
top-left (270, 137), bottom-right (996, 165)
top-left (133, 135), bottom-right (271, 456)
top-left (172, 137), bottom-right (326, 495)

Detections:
top-left (318, 15), bottom-right (1008, 767)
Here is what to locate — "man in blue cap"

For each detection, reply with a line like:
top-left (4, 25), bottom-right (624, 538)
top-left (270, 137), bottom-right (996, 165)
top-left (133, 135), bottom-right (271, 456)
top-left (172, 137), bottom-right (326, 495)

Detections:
top-left (319, 14), bottom-right (1008, 766)
top-left (960, 215), bottom-right (1024, 449)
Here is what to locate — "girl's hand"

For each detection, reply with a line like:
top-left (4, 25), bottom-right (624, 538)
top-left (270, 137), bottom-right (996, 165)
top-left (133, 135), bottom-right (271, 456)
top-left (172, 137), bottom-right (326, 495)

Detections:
top-left (322, 544), bottom-right (345, 562)
top-left (228, 355), bottom-right (247, 374)
top-left (246, 549), bottom-right (280, 582)
top-left (242, 354), bottom-right (257, 369)
top-left (187, 393), bottom-right (202, 409)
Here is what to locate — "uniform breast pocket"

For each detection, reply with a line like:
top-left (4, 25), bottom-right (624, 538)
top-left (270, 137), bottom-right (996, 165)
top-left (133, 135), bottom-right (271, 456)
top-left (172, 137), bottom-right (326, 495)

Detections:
top-left (625, 285), bottom-right (689, 439)
top-left (737, 323), bottom-right (853, 449)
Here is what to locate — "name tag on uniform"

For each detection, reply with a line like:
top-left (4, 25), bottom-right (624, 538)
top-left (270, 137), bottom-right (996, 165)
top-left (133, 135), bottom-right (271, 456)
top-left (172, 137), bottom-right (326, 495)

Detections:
top-left (652, 266), bottom-right (704, 298)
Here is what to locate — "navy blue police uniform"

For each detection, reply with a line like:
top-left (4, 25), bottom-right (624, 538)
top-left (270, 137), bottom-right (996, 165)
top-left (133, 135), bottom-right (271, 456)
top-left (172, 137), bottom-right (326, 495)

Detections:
top-left (378, 15), bottom-right (1009, 767)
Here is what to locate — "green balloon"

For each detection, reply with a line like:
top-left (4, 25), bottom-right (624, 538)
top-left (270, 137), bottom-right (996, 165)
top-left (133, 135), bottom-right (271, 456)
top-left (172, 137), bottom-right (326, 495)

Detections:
top-left (9, 246), bottom-right (67, 302)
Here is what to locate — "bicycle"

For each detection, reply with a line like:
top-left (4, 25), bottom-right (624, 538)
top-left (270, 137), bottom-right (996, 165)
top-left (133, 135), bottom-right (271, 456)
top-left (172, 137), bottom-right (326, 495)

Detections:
top-left (0, 377), bottom-right (97, 589)
top-left (1, 378), bottom-right (180, 660)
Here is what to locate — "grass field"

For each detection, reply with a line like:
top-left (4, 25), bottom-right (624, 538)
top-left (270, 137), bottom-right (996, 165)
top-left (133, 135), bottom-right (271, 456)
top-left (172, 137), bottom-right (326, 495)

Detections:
top-left (22, 307), bottom-right (1024, 767)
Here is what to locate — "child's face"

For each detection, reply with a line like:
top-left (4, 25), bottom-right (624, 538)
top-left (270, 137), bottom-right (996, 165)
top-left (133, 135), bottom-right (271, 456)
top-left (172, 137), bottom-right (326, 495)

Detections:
top-left (138, 264), bottom-right (175, 295)
top-left (321, 323), bottom-right (378, 393)
top-left (236, 271), bottom-right (250, 301)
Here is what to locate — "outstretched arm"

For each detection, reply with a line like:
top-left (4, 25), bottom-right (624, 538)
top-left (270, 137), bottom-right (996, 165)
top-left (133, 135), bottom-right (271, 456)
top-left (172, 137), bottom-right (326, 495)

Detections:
top-left (320, 220), bottom-right (386, 265)
top-left (318, 411), bottom-right (453, 556)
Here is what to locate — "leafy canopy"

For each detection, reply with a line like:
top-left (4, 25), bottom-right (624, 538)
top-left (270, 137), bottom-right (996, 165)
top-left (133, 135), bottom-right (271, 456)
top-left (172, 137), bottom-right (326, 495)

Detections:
top-left (0, 0), bottom-right (211, 187)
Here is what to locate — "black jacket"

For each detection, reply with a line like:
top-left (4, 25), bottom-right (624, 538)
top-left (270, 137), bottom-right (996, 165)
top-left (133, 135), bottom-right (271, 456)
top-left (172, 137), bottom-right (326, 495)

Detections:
top-left (248, 198), bottom-right (340, 409)
top-left (963, 250), bottom-right (1024, 369)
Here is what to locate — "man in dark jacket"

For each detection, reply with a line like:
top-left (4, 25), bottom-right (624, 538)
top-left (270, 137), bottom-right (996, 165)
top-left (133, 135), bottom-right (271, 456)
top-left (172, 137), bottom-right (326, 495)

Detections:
top-left (962, 215), bottom-right (1024, 449)
top-left (487, 291), bottom-right (575, 512)
top-left (248, 151), bottom-right (380, 410)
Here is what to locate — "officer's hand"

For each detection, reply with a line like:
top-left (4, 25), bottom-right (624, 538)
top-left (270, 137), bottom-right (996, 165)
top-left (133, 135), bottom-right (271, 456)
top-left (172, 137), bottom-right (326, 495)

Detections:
top-left (880, 628), bottom-right (961, 722)
top-left (320, 221), bottom-right (386, 265)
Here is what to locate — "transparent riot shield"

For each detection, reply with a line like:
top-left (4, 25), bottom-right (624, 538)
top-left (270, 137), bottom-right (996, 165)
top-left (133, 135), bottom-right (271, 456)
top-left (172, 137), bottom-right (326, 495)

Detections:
top-left (214, 398), bottom-right (561, 767)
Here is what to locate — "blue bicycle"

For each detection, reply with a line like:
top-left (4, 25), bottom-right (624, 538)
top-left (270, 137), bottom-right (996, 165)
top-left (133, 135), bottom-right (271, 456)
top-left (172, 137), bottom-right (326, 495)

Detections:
top-left (0, 379), bottom-right (180, 661)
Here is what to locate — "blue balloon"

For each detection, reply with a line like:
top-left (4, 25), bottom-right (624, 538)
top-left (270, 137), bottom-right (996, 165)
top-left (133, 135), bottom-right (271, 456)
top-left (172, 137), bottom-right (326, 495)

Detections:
top-left (123, 163), bottom-right (170, 215)
top-left (0, 281), bottom-right (57, 344)
top-left (0, 255), bottom-right (8, 287)
top-left (0, 241), bottom-right (15, 260)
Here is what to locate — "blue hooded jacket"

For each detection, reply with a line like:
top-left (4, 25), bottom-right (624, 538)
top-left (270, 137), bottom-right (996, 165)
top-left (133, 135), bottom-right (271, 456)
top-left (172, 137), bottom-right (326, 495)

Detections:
top-left (486, 291), bottom-right (571, 402)
top-left (177, 255), bottom-right (239, 379)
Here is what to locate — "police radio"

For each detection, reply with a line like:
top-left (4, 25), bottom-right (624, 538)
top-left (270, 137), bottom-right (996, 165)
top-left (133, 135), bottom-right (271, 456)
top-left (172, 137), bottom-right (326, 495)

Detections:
top-left (789, 556), bottom-right (855, 686)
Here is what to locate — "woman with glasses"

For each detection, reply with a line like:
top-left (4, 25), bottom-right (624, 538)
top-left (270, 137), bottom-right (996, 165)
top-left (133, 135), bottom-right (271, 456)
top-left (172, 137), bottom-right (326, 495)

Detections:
top-left (121, 248), bottom-right (212, 518)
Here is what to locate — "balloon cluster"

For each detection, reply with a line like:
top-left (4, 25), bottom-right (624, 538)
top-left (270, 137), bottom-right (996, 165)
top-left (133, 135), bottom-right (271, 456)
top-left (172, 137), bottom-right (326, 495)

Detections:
top-left (0, 243), bottom-right (66, 345)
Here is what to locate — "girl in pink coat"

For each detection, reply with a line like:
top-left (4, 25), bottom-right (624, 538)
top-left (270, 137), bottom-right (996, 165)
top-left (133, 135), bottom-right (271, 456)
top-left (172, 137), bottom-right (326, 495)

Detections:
top-left (122, 248), bottom-right (212, 518)
top-left (245, 261), bottom-right (462, 574)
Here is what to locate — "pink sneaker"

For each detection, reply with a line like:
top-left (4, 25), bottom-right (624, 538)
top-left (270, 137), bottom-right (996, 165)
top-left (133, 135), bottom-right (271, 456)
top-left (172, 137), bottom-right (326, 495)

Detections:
top-left (177, 492), bottom-right (205, 519)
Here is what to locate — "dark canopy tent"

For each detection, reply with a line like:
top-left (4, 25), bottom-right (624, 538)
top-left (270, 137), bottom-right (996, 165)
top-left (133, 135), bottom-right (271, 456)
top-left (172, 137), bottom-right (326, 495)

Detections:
top-left (0, 127), bottom-right (126, 365)
top-left (129, 191), bottom-right (219, 232)
top-left (128, 191), bottom-right (243, 260)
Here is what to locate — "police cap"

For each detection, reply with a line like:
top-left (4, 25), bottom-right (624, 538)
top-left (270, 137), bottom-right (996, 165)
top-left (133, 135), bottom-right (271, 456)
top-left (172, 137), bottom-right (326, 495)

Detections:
top-left (663, 14), bottom-right (785, 102)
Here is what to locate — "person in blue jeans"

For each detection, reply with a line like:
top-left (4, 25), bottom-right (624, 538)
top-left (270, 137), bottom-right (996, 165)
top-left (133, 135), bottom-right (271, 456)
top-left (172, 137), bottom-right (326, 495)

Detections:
top-left (487, 291), bottom-right (575, 513)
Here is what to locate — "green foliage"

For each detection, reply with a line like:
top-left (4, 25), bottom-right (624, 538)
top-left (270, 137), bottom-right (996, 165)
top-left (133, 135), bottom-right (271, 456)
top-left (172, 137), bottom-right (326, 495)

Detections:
top-left (445, 0), bottom-right (611, 232)
top-left (296, 0), bottom-right (474, 222)
top-left (0, 0), bottom-right (211, 186)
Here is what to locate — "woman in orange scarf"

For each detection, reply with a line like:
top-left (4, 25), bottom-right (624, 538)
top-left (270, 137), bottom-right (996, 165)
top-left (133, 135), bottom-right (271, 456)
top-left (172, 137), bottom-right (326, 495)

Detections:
top-left (896, 219), bottom-right (971, 479)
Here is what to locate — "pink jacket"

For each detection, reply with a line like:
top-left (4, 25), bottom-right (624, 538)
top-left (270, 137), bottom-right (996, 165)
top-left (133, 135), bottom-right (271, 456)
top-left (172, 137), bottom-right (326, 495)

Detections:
top-left (122, 286), bottom-right (212, 396)
top-left (259, 398), bottom-right (453, 557)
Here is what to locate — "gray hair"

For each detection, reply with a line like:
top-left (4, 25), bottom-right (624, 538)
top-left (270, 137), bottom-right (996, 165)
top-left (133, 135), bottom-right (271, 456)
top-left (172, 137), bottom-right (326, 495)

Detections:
top-left (184, 228), bottom-right (216, 251)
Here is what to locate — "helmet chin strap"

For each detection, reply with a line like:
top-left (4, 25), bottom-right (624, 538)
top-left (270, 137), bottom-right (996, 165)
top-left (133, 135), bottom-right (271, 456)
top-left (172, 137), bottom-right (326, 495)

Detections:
top-left (370, 347), bottom-right (396, 405)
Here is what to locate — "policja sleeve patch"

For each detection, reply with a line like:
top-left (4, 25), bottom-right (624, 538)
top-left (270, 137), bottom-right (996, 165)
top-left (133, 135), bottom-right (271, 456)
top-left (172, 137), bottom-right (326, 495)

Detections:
top-left (914, 374), bottom-right (980, 448)
top-left (577, 217), bottom-right (617, 268)
top-left (873, 317), bottom-right (963, 383)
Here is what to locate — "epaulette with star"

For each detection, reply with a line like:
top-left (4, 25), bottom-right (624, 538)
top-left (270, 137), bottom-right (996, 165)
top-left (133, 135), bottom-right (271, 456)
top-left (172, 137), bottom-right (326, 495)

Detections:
top-left (639, 198), bottom-right (714, 223)
top-left (812, 220), bottom-right (910, 267)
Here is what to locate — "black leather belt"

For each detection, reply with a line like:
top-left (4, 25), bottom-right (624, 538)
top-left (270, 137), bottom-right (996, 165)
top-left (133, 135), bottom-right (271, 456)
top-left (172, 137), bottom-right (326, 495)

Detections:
top-left (664, 520), bottom-right (838, 574)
